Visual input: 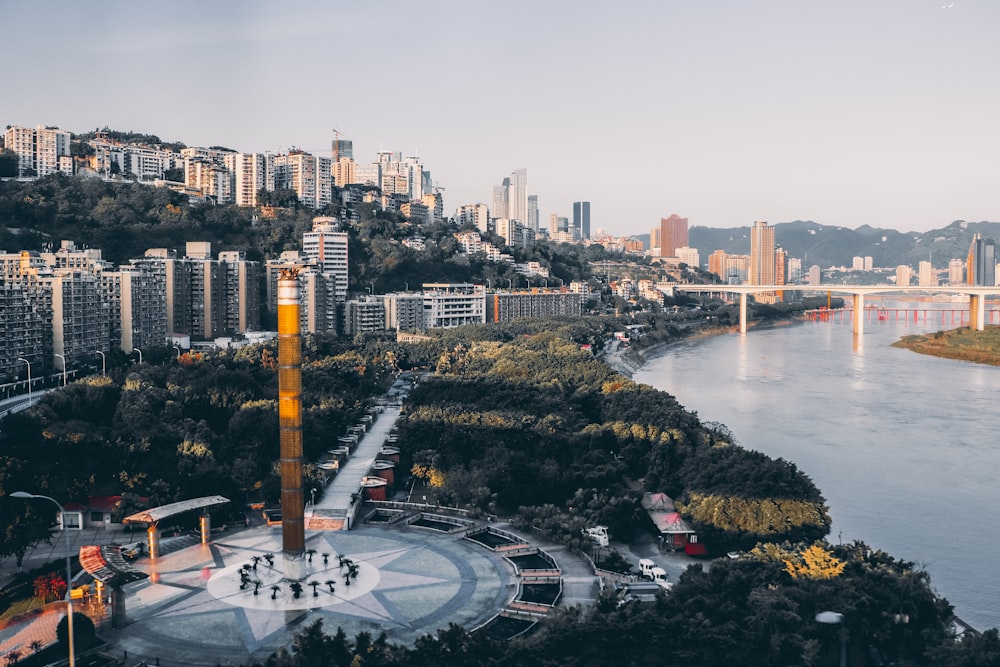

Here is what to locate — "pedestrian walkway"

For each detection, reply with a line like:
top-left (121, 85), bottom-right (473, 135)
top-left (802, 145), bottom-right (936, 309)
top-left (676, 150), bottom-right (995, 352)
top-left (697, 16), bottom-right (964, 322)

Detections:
top-left (310, 406), bottom-right (402, 529)
top-left (0, 606), bottom-right (62, 661)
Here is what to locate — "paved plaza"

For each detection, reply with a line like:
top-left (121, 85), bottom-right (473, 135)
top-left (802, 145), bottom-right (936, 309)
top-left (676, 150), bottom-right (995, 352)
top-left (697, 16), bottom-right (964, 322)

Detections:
top-left (98, 524), bottom-right (513, 666)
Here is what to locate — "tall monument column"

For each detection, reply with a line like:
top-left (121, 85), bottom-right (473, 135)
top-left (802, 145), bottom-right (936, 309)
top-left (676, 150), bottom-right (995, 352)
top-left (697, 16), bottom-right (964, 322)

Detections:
top-left (277, 269), bottom-right (306, 580)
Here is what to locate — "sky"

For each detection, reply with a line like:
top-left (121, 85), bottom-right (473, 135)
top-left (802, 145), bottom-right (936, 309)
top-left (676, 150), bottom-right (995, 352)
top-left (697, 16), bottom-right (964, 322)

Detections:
top-left (5, 0), bottom-right (999, 237)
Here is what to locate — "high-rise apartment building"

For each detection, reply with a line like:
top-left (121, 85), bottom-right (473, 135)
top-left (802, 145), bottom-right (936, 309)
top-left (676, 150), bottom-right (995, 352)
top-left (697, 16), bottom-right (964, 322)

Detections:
top-left (967, 234), bottom-right (996, 286)
top-left (101, 261), bottom-right (168, 354)
top-left (808, 265), bottom-right (821, 285)
top-left (456, 204), bottom-right (490, 234)
top-left (918, 260), bottom-right (936, 287)
top-left (948, 258), bottom-right (964, 285)
top-left (229, 153), bottom-right (272, 207)
top-left (4, 125), bottom-right (73, 177)
top-left (659, 215), bottom-right (689, 257)
top-left (749, 220), bottom-right (775, 285)
top-left (144, 243), bottom-right (259, 340)
top-left (676, 247), bottom-right (700, 269)
top-left (528, 195), bottom-right (539, 233)
top-left (274, 151), bottom-right (333, 209)
top-left (301, 217), bottom-right (349, 301)
top-left (383, 292), bottom-right (425, 331)
top-left (896, 265), bottom-right (913, 287)
top-left (573, 202), bottom-right (591, 240)
top-left (343, 296), bottom-right (385, 335)
top-left (44, 269), bottom-right (110, 369)
top-left (787, 257), bottom-right (802, 283)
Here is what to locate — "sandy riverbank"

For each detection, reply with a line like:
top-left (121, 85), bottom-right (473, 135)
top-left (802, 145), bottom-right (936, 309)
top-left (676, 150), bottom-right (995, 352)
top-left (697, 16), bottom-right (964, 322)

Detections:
top-left (600, 317), bottom-right (804, 378)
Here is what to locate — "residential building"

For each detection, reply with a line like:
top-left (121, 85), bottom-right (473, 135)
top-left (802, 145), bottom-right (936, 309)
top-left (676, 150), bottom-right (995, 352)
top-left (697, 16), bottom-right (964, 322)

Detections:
top-left (948, 258), bottom-right (964, 285)
top-left (383, 292), bottom-right (425, 331)
top-left (228, 153), bottom-right (272, 207)
top-left (3, 125), bottom-right (72, 177)
top-left (659, 214), bottom-right (689, 258)
top-left (918, 260), bottom-right (936, 287)
top-left (528, 195), bottom-right (539, 233)
top-left (675, 247), bottom-right (700, 269)
top-left (101, 261), bottom-right (168, 354)
top-left (487, 289), bottom-right (582, 322)
top-left (422, 284), bottom-right (486, 328)
top-left (896, 265), bottom-right (913, 287)
top-left (274, 151), bottom-right (333, 209)
top-left (343, 296), bottom-right (385, 335)
top-left (44, 269), bottom-right (109, 369)
top-left (808, 265), bottom-right (821, 285)
top-left (301, 217), bottom-right (349, 301)
top-left (456, 204), bottom-right (490, 234)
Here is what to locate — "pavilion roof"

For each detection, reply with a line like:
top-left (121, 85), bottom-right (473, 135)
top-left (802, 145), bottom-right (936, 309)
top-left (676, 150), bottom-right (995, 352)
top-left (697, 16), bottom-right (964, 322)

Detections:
top-left (123, 495), bottom-right (230, 524)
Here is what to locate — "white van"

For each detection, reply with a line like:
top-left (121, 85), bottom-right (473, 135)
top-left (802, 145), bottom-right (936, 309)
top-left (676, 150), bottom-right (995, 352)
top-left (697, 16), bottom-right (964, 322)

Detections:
top-left (638, 559), bottom-right (671, 590)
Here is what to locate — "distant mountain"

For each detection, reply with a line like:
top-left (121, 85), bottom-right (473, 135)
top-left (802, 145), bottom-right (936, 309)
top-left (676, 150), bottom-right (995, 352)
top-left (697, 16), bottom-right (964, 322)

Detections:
top-left (689, 220), bottom-right (1000, 269)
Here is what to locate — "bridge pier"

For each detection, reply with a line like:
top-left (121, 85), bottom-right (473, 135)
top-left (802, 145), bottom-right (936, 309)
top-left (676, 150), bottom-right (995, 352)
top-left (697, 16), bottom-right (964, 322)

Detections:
top-left (852, 293), bottom-right (864, 337)
top-left (739, 293), bottom-right (748, 334)
top-left (970, 294), bottom-right (986, 331)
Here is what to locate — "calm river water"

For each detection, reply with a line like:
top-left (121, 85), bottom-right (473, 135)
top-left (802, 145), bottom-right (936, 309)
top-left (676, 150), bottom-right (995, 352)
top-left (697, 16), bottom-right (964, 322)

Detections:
top-left (633, 304), bottom-right (1000, 631)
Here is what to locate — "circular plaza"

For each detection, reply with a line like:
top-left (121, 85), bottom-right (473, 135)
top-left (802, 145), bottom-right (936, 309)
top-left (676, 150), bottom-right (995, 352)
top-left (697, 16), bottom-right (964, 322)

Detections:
top-left (100, 524), bottom-right (513, 666)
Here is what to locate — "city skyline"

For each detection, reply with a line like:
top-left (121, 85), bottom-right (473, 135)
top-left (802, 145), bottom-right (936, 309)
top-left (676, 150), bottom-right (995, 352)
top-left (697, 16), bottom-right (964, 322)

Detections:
top-left (5, 1), bottom-right (1000, 235)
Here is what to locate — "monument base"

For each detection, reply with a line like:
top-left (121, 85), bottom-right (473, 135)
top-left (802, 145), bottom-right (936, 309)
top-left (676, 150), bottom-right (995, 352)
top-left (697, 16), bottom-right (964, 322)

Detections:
top-left (283, 551), bottom-right (307, 581)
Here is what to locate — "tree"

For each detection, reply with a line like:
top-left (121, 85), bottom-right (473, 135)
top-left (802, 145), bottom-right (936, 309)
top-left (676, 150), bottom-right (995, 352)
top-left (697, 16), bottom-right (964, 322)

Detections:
top-left (56, 612), bottom-right (96, 652)
top-left (0, 150), bottom-right (18, 178)
top-left (0, 497), bottom-right (56, 571)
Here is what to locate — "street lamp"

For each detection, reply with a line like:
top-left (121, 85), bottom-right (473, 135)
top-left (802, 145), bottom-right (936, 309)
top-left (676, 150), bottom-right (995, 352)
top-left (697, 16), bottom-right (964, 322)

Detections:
top-left (17, 357), bottom-right (31, 402)
top-left (93, 351), bottom-right (105, 376)
top-left (403, 282), bottom-right (409, 292)
top-left (11, 492), bottom-right (75, 667)
top-left (54, 353), bottom-right (67, 386)
top-left (133, 348), bottom-right (142, 365)
top-left (816, 611), bottom-right (847, 667)
top-left (506, 279), bottom-right (512, 290)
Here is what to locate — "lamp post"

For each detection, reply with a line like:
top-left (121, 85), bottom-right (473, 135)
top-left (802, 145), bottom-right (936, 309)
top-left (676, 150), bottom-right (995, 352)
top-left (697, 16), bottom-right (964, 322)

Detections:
top-left (54, 353), bottom-right (67, 387)
top-left (11, 492), bottom-right (75, 667)
top-left (93, 351), bottom-right (105, 376)
top-left (17, 357), bottom-right (31, 402)
top-left (506, 279), bottom-right (512, 290)
top-left (403, 282), bottom-right (408, 292)
top-left (816, 611), bottom-right (847, 667)
top-left (133, 348), bottom-right (142, 365)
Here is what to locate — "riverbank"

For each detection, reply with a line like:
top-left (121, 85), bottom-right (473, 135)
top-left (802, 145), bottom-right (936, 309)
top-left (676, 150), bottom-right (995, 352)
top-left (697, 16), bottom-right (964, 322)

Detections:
top-left (602, 317), bottom-right (803, 378)
top-left (892, 325), bottom-right (1000, 365)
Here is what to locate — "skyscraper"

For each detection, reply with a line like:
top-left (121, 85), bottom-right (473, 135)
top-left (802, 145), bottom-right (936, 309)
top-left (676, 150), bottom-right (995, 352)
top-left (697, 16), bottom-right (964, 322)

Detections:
top-left (508, 169), bottom-right (528, 224)
top-left (659, 215), bottom-right (689, 257)
top-left (573, 202), bottom-right (591, 240)
top-left (527, 195), bottom-right (539, 233)
top-left (967, 234), bottom-right (996, 286)
top-left (749, 220), bottom-right (775, 285)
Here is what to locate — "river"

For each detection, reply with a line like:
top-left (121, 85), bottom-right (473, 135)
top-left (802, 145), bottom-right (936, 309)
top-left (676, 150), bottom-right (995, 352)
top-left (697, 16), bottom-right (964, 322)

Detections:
top-left (633, 304), bottom-right (1000, 632)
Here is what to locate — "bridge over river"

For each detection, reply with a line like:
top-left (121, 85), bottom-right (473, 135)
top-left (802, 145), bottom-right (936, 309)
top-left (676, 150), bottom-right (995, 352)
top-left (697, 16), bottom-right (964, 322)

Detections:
top-left (678, 284), bottom-right (1000, 335)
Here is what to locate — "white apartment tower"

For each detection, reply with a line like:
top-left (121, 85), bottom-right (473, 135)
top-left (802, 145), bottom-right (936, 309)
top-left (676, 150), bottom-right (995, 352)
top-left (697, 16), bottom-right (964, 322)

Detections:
top-left (301, 217), bottom-right (349, 301)
top-left (4, 125), bottom-right (72, 177)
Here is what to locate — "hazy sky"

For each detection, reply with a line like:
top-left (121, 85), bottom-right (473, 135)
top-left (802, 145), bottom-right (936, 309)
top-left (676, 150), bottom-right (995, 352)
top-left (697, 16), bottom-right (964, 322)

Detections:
top-left (5, 1), bottom-right (999, 236)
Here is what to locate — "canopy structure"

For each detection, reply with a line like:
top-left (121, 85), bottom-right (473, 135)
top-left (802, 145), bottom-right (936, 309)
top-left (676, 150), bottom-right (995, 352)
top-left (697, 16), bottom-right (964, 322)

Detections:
top-left (123, 495), bottom-right (230, 525)
top-left (641, 492), bottom-right (695, 536)
top-left (79, 545), bottom-right (148, 587)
